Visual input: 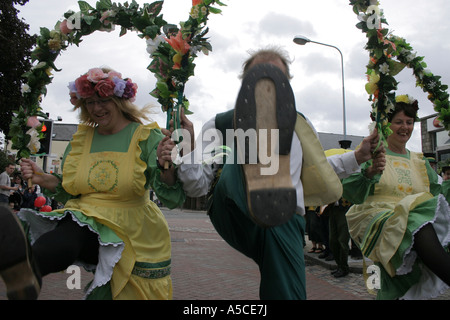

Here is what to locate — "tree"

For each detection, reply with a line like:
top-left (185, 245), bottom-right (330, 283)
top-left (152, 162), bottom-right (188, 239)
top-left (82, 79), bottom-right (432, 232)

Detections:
top-left (0, 0), bottom-right (36, 139)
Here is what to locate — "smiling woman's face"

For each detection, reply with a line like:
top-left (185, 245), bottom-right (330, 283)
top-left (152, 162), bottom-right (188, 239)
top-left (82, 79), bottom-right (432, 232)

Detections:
top-left (387, 110), bottom-right (415, 146)
top-left (85, 97), bottom-right (125, 134)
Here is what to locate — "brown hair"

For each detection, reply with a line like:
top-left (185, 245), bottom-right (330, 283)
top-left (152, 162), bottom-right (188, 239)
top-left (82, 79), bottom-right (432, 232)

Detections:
top-left (388, 100), bottom-right (419, 122)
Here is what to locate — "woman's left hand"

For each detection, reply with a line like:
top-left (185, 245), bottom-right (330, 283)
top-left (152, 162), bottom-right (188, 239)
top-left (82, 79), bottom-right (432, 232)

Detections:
top-left (365, 147), bottom-right (386, 179)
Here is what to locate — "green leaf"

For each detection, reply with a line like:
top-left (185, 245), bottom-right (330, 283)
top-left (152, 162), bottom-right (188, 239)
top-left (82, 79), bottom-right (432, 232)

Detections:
top-left (40, 27), bottom-right (50, 38)
top-left (96, 0), bottom-right (113, 11)
top-left (147, 1), bottom-right (163, 16)
top-left (209, 7), bottom-right (222, 14)
top-left (388, 60), bottom-right (406, 76)
top-left (163, 24), bottom-right (178, 36)
top-left (83, 15), bottom-right (96, 26)
top-left (156, 81), bottom-right (170, 98)
top-left (119, 26), bottom-right (128, 37)
top-left (144, 25), bottom-right (160, 39)
top-left (78, 1), bottom-right (95, 14)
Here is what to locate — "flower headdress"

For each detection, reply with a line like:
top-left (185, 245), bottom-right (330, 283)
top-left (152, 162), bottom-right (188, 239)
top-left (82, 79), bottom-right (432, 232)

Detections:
top-left (395, 94), bottom-right (416, 105)
top-left (68, 68), bottom-right (138, 106)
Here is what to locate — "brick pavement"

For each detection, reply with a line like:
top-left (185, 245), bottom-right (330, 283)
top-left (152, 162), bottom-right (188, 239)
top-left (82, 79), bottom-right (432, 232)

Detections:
top-left (1, 208), bottom-right (448, 300)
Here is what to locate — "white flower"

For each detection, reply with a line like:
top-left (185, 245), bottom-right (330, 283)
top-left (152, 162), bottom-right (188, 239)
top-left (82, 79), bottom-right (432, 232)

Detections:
top-left (201, 47), bottom-right (210, 56)
top-left (26, 128), bottom-right (41, 154)
top-left (399, 48), bottom-right (409, 56)
top-left (146, 35), bottom-right (165, 55)
top-left (427, 81), bottom-right (437, 89)
top-left (406, 52), bottom-right (416, 62)
top-left (379, 62), bottom-right (390, 75)
top-left (32, 62), bottom-right (47, 69)
top-left (171, 76), bottom-right (182, 88)
top-left (368, 122), bottom-right (376, 134)
top-left (21, 83), bottom-right (31, 95)
top-left (385, 100), bottom-right (395, 114)
top-left (357, 13), bottom-right (368, 22)
top-left (190, 7), bottom-right (200, 19)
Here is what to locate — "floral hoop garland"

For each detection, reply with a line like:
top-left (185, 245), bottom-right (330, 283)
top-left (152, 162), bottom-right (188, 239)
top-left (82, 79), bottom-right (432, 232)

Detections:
top-left (9, 0), bottom-right (225, 159)
top-left (349, 0), bottom-right (450, 141)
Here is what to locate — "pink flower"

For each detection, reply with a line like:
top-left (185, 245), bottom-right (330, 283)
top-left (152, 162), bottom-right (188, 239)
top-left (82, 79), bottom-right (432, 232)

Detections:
top-left (60, 20), bottom-right (71, 35)
top-left (26, 116), bottom-right (41, 128)
top-left (193, 0), bottom-right (203, 6)
top-left (69, 92), bottom-right (79, 106)
top-left (122, 79), bottom-right (138, 100)
top-left (94, 79), bottom-right (115, 97)
top-left (107, 71), bottom-right (122, 80)
top-left (75, 75), bottom-right (95, 98)
top-left (86, 68), bottom-right (107, 83)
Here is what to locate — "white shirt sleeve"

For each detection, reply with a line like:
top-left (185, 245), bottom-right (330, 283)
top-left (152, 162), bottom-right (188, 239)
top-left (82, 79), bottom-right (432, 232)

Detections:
top-left (327, 152), bottom-right (361, 179)
top-left (177, 117), bottom-right (220, 197)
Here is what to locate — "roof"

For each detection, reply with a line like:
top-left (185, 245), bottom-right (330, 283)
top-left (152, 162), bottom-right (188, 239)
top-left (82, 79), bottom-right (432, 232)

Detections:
top-left (52, 123), bottom-right (78, 141)
top-left (317, 132), bottom-right (364, 150)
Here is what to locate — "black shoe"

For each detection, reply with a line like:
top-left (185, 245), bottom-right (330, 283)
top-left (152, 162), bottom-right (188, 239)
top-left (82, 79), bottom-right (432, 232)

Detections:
top-left (325, 254), bottom-right (334, 261)
top-left (0, 205), bottom-right (41, 299)
top-left (319, 251), bottom-right (332, 259)
top-left (351, 253), bottom-right (363, 260)
top-left (331, 268), bottom-right (340, 275)
top-left (234, 63), bottom-right (297, 228)
top-left (333, 269), bottom-right (349, 278)
top-left (318, 252), bottom-right (327, 259)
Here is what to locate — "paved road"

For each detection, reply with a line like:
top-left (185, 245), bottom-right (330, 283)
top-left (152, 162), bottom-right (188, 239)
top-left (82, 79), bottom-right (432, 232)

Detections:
top-left (1, 208), bottom-right (448, 301)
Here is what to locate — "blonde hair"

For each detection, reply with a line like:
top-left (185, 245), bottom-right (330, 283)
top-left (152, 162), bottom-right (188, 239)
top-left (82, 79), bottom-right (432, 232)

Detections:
top-left (74, 96), bottom-right (153, 126)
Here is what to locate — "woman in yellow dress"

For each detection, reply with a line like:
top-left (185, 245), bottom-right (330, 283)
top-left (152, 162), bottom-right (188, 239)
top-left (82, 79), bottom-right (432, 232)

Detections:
top-left (0, 67), bottom-right (185, 300)
top-left (343, 95), bottom-right (450, 299)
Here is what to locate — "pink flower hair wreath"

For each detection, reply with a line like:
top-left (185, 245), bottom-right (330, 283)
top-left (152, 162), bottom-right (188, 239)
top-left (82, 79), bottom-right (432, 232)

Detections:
top-left (68, 68), bottom-right (138, 105)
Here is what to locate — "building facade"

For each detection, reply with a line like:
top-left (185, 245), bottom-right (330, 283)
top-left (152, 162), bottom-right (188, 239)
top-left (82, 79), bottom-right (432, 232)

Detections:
top-left (421, 113), bottom-right (450, 163)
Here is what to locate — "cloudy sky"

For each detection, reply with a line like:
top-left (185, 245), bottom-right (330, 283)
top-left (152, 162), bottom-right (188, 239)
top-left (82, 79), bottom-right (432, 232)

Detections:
top-left (16, 0), bottom-right (450, 151)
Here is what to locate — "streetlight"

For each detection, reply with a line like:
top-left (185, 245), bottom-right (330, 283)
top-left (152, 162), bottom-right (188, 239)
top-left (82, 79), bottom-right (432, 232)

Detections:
top-left (293, 35), bottom-right (350, 148)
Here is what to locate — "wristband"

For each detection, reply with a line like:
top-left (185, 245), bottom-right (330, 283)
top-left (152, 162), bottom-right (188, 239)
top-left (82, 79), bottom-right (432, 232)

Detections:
top-left (156, 157), bottom-right (171, 170)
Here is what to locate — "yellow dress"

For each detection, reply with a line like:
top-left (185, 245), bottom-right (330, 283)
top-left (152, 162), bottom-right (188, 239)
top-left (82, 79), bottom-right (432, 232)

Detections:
top-left (20, 122), bottom-right (185, 299)
top-left (343, 150), bottom-right (450, 299)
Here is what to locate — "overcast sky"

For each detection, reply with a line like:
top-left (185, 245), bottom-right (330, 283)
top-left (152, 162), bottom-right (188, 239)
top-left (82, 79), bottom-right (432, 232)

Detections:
top-left (16, 0), bottom-right (450, 151)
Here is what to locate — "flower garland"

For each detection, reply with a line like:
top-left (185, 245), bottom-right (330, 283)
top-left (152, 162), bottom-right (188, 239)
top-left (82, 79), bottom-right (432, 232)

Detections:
top-left (9, 0), bottom-right (225, 158)
top-left (349, 0), bottom-right (450, 141)
top-left (68, 68), bottom-right (138, 104)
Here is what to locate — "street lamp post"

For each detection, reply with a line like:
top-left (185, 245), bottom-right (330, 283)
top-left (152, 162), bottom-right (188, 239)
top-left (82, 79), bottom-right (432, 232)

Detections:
top-left (293, 35), bottom-right (350, 148)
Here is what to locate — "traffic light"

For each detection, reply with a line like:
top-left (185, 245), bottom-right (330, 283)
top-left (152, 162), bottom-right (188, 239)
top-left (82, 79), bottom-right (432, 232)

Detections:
top-left (38, 120), bottom-right (53, 155)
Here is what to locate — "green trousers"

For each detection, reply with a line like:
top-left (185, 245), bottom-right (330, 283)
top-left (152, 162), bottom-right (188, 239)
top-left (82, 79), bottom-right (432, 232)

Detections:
top-left (209, 160), bottom-right (306, 300)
